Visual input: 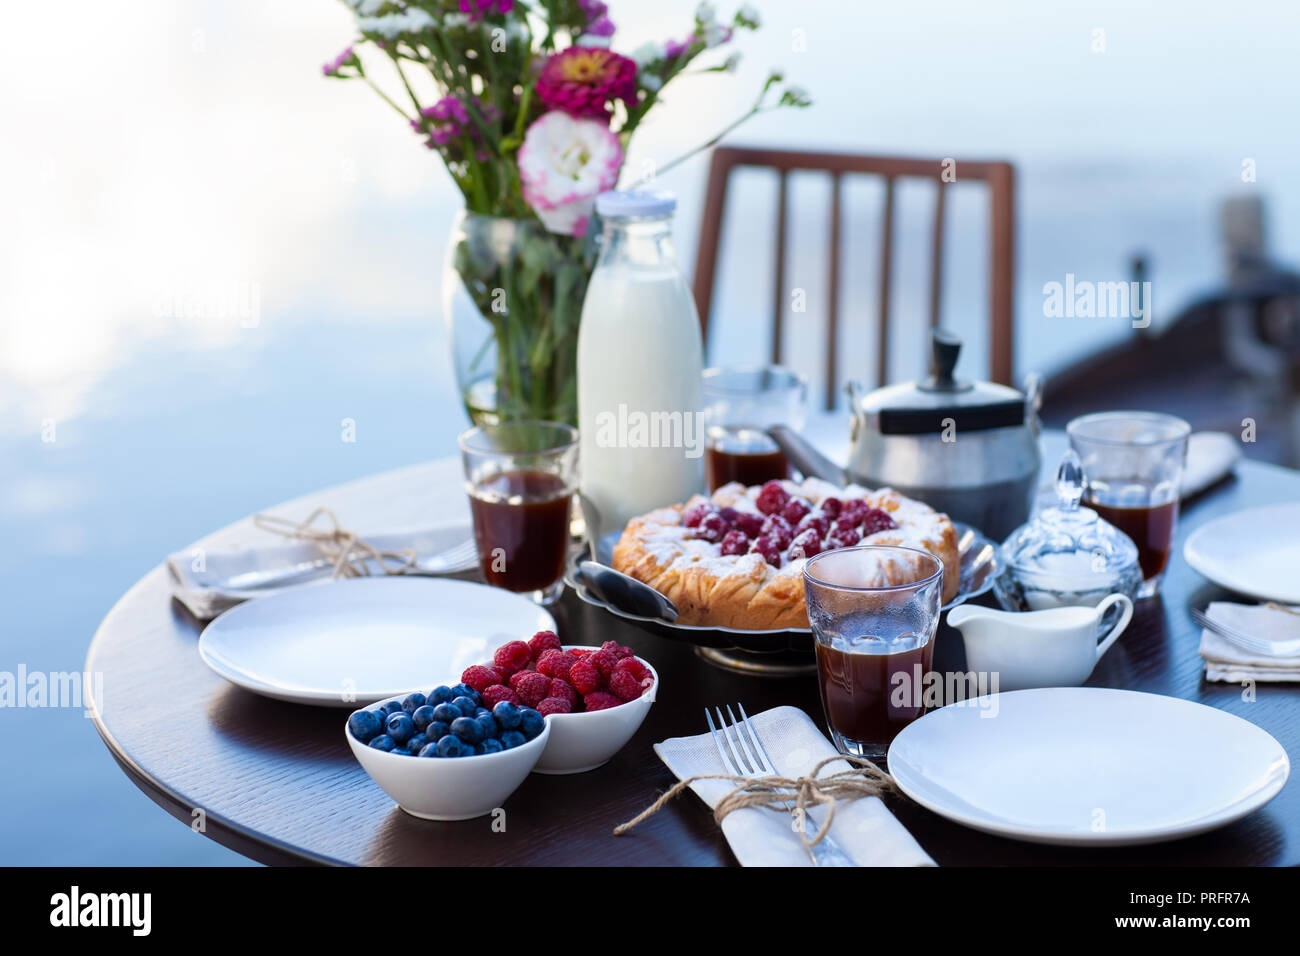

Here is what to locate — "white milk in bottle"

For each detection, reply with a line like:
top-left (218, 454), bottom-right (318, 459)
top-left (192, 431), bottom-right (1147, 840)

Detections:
top-left (578, 190), bottom-right (705, 542)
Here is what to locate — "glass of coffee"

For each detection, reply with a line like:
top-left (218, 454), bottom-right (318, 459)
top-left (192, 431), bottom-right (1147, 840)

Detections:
top-left (1067, 411), bottom-right (1190, 599)
top-left (702, 365), bottom-right (806, 491)
top-left (802, 546), bottom-right (944, 761)
top-left (458, 420), bottom-right (578, 606)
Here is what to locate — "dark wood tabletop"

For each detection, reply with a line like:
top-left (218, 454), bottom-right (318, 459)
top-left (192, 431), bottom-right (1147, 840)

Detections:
top-left (86, 459), bottom-right (1300, 866)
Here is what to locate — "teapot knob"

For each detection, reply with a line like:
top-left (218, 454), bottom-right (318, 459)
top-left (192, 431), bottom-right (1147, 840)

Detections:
top-left (1055, 449), bottom-right (1085, 512)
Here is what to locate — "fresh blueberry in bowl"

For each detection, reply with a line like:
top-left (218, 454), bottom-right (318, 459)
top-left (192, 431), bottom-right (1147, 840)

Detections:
top-left (411, 705), bottom-right (436, 732)
top-left (427, 720), bottom-right (450, 741)
top-left (386, 712), bottom-right (415, 745)
top-left (452, 696), bottom-right (479, 717)
top-left (402, 692), bottom-right (428, 714)
top-left (406, 733), bottom-right (428, 755)
top-left (450, 683), bottom-right (476, 700)
top-left (431, 703), bottom-right (461, 725)
top-left (474, 713), bottom-right (498, 740)
top-left (450, 716), bottom-right (484, 745)
top-left (380, 700), bottom-right (404, 718)
top-left (493, 701), bottom-right (522, 730)
top-left (417, 741), bottom-right (440, 757)
top-left (428, 685), bottom-right (455, 705)
top-left (435, 734), bottom-right (466, 758)
top-left (348, 709), bottom-right (383, 743)
top-left (500, 730), bottom-right (526, 750)
top-left (481, 738), bottom-right (504, 755)
top-left (519, 708), bottom-right (545, 740)
top-left (368, 734), bottom-right (396, 752)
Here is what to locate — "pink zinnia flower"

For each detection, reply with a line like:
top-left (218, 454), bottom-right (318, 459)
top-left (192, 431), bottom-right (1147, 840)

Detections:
top-left (535, 46), bottom-right (637, 119)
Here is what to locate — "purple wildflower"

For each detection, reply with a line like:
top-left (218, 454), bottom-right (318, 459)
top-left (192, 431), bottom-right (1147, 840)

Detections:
top-left (322, 46), bottom-right (356, 77)
top-left (459, 0), bottom-right (514, 21)
top-left (411, 95), bottom-right (500, 156)
top-left (585, 14), bottom-right (616, 37)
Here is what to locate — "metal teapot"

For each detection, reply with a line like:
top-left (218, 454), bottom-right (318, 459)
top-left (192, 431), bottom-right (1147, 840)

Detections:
top-left (770, 330), bottom-right (1041, 541)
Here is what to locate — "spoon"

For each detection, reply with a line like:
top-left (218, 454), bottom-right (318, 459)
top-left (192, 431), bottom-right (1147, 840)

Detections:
top-left (577, 560), bottom-right (679, 623)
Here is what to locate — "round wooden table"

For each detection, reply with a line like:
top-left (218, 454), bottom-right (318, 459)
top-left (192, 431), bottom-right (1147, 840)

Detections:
top-left (86, 455), bottom-right (1300, 865)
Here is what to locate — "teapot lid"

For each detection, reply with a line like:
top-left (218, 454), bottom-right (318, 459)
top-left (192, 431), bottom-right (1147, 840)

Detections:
top-left (856, 331), bottom-right (1029, 434)
top-left (999, 450), bottom-right (1140, 586)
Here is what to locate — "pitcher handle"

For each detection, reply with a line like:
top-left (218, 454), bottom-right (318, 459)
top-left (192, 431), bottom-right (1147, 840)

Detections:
top-left (1094, 593), bottom-right (1133, 661)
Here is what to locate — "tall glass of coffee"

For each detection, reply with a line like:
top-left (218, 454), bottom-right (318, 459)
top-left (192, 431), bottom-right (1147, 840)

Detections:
top-left (1067, 411), bottom-right (1190, 599)
top-left (459, 420), bottom-right (578, 606)
top-left (803, 546), bottom-right (944, 760)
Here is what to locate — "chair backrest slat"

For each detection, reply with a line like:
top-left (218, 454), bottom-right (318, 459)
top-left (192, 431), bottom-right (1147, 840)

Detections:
top-left (692, 146), bottom-right (1016, 409)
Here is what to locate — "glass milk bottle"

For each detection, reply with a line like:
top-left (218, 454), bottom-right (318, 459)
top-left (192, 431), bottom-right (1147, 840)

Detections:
top-left (578, 189), bottom-right (705, 542)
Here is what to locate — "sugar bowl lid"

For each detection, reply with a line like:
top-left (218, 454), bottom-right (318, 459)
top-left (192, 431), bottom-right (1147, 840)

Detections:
top-left (999, 450), bottom-right (1140, 588)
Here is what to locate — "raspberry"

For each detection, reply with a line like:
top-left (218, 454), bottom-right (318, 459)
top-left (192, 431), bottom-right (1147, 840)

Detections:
top-left (761, 514), bottom-right (794, 550)
top-left (493, 640), bottom-right (532, 675)
top-left (732, 511), bottom-right (765, 538)
top-left (527, 629), bottom-right (562, 661)
top-left (536, 648), bottom-right (575, 680)
top-left (569, 648), bottom-right (591, 660)
top-left (508, 668), bottom-right (535, 691)
top-left (600, 641), bottom-right (634, 661)
top-left (781, 498), bottom-right (811, 526)
top-left (589, 647), bottom-right (619, 679)
top-left (481, 684), bottom-right (520, 708)
top-left (548, 678), bottom-right (578, 706)
top-left (609, 669), bottom-right (646, 701)
top-left (614, 656), bottom-right (651, 682)
top-left (825, 521), bottom-right (861, 550)
top-left (720, 529), bottom-right (749, 556)
top-left (788, 528), bottom-right (824, 560)
top-left (860, 506), bottom-right (899, 538)
top-left (717, 506), bottom-right (739, 525)
top-left (569, 658), bottom-right (602, 695)
top-left (536, 696), bottom-right (572, 716)
top-left (694, 512), bottom-right (730, 543)
top-left (796, 513), bottom-right (830, 539)
top-left (819, 497), bottom-right (842, 520)
top-left (583, 691), bottom-right (623, 712)
top-left (838, 498), bottom-right (869, 527)
top-left (750, 534), bottom-right (781, 566)
top-left (512, 671), bottom-right (551, 707)
top-left (461, 664), bottom-right (504, 693)
top-left (755, 480), bottom-right (790, 515)
top-left (681, 501), bottom-right (714, 528)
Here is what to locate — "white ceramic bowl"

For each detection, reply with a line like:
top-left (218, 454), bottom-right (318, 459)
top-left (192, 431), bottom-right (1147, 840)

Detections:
top-left (533, 646), bottom-right (658, 775)
top-left (346, 695), bottom-right (550, 820)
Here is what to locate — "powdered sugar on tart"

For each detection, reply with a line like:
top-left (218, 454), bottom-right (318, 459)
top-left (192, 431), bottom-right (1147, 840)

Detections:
top-left (612, 478), bottom-right (961, 630)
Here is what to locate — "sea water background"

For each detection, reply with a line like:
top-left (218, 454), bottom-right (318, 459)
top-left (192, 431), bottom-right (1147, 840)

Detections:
top-left (2, 0), bottom-right (1299, 863)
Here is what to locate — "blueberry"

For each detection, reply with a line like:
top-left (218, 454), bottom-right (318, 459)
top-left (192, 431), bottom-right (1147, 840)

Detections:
top-left (474, 713), bottom-right (498, 740)
top-left (481, 738), bottom-right (504, 754)
top-left (417, 741), bottom-right (440, 757)
top-left (380, 700), bottom-right (404, 717)
top-left (347, 709), bottom-right (383, 743)
top-left (406, 733), bottom-right (428, 755)
top-left (500, 730), bottom-right (526, 750)
top-left (386, 712), bottom-right (415, 744)
top-left (435, 734), bottom-right (465, 757)
top-left (492, 701), bottom-right (522, 730)
top-left (411, 705), bottom-right (436, 732)
top-left (450, 683), bottom-right (477, 701)
top-left (428, 685), bottom-right (455, 705)
top-left (452, 696), bottom-right (479, 717)
top-left (402, 692), bottom-right (428, 714)
top-left (519, 708), bottom-right (545, 740)
top-left (431, 703), bottom-right (461, 725)
top-left (427, 720), bottom-right (450, 740)
top-left (368, 734), bottom-right (396, 752)
top-left (474, 707), bottom-right (493, 720)
top-left (470, 743), bottom-right (486, 756)
top-left (450, 716), bottom-right (484, 745)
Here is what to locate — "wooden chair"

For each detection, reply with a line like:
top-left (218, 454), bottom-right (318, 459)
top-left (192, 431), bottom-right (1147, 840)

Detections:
top-left (692, 146), bottom-right (1016, 409)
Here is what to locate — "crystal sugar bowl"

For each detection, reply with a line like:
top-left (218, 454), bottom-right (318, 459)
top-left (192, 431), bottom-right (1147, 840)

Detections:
top-left (994, 450), bottom-right (1142, 611)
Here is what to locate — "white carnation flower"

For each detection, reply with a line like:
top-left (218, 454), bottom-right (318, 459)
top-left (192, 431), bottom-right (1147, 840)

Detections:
top-left (518, 112), bottom-right (624, 237)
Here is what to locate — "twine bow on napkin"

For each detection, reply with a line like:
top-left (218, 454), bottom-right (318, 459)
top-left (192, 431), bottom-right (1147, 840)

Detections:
top-left (615, 755), bottom-right (895, 848)
top-left (252, 507), bottom-right (419, 579)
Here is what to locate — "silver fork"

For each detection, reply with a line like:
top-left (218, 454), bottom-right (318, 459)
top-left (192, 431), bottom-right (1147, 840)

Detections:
top-left (218, 539), bottom-right (479, 591)
top-left (1191, 607), bottom-right (1300, 658)
top-left (705, 703), bottom-right (857, 867)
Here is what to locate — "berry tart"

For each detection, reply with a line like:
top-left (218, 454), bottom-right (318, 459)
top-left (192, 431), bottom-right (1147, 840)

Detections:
top-left (611, 478), bottom-right (960, 630)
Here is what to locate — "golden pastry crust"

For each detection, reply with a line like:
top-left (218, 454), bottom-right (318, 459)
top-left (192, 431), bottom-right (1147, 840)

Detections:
top-left (612, 478), bottom-right (960, 630)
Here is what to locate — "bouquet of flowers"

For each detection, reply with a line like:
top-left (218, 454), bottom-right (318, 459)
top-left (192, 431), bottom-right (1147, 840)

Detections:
top-left (326, 0), bottom-right (808, 425)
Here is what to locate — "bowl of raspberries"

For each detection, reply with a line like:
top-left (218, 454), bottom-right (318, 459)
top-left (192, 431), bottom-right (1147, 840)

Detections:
top-left (459, 630), bottom-right (658, 774)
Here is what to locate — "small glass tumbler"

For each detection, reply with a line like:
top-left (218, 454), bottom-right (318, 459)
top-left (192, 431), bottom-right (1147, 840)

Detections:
top-left (702, 365), bottom-right (807, 491)
top-left (459, 420), bottom-right (578, 606)
top-left (802, 546), bottom-right (944, 760)
top-left (1067, 411), bottom-right (1190, 599)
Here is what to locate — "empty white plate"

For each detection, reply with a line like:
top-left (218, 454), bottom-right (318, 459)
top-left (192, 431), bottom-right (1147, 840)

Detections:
top-left (1183, 502), bottom-right (1300, 604)
top-left (198, 577), bottom-right (555, 706)
top-left (888, 688), bottom-right (1288, 846)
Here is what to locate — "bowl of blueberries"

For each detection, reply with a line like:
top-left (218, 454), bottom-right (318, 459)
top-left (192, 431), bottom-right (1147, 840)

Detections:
top-left (345, 682), bottom-right (550, 821)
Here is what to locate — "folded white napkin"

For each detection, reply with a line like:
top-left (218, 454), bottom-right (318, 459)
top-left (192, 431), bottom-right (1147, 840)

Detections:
top-left (652, 705), bottom-right (935, 866)
top-left (167, 523), bottom-right (471, 620)
top-left (1199, 601), bottom-right (1300, 682)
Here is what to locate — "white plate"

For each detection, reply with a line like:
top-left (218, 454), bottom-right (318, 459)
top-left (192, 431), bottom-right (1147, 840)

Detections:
top-left (198, 577), bottom-right (555, 706)
top-left (888, 688), bottom-right (1288, 846)
top-left (1183, 503), bottom-right (1300, 604)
